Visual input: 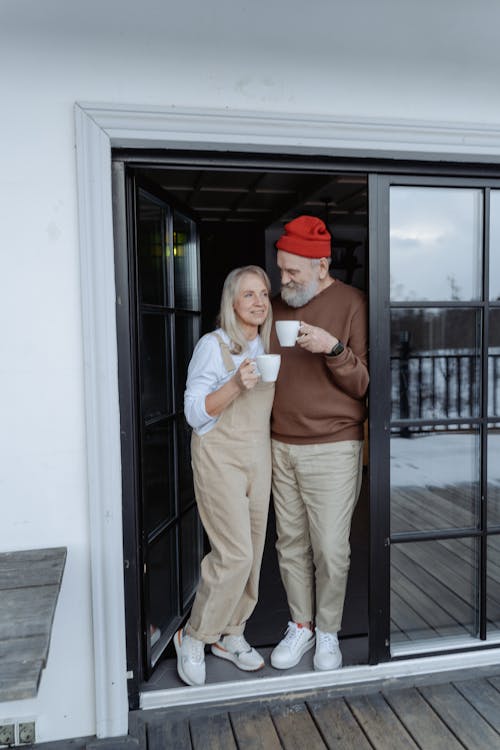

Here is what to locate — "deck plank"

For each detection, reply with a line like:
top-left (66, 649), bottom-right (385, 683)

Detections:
top-left (190, 713), bottom-right (237, 750)
top-left (270, 702), bottom-right (326, 750)
top-left (0, 547), bottom-right (66, 589)
top-left (307, 696), bottom-right (372, 749)
top-left (0, 547), bottom-right (66, 701)
top-left (383, 687), bottom-right (463, 749)
top-left (347, 693), bottom-right (419, 750)
top-left (230, 706), bottom-right (282, 750)
top-left (0, 660), bottom-right (43, 702)
top-left (420, 683), bottom-right (500, 749)
top-left (453, 678), bottom-right (500, 733)
top-left (147, 717), bottom-right (191, 750)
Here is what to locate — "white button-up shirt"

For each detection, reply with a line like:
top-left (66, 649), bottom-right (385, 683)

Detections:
top-left (184, 328), bottom-right (264, 435)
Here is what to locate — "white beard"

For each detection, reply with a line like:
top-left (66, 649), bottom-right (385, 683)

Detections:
top-left (280, 277), bottom-right (319, 308)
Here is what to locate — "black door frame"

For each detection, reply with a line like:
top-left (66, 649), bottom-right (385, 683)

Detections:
top-left (112, 149), bottom-right (500, 709)
top-left (369, 173), bottom-right (500, 664)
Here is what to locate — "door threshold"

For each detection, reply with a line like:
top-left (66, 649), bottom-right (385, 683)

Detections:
top-left (139, 641), bottom-right (500, 710)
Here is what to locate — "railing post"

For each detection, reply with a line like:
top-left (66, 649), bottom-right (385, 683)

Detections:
top-left (399, 331), bottom-right (410, 438)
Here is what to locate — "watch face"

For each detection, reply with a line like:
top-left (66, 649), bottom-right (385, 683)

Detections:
top-left (331, 342), bottom-right (344, 356)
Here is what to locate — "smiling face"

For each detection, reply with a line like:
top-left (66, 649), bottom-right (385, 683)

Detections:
top-left (277, 250), bottom-right (323, 308)
top-left (233, 272), bottom-right (270, 338)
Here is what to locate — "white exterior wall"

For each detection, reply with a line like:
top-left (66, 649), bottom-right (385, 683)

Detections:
top-left (2, 0), bottom-right (500, 742)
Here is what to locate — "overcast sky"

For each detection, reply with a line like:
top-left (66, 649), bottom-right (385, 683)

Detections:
top-left (390, 187), bottom-right (500, 302)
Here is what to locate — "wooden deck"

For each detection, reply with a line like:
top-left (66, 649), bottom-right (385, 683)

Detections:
top-left (0, 547), bottom-right (66, 701)
top-left (391, 482), bottom-right (500, 645)
top-left (127, 672), bottom-right (500, 750)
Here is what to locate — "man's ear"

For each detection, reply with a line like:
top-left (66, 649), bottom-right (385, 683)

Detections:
top-left (318, 257), bottom-right (330, 279)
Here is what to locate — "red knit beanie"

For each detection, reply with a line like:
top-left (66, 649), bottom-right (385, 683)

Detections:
top-left (276, 215), bottom-right (331, 258)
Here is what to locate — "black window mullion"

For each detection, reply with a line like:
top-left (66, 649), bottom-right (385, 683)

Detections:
top-left (480, 189), bottom-right (491, 639)
top-left (368, 174), bottom-right (391, 664)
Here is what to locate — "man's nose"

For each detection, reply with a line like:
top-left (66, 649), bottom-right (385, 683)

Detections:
top-left (281, 271), bottom-right (290, 285)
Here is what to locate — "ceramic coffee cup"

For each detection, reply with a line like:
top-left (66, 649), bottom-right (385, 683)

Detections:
top-left (256, 354), bottom-right (281, 382)
top-left (275, 320), bottom-right (300, 347)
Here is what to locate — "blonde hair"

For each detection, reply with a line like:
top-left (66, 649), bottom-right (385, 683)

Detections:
top-left (218, 266), bottom-right (272, 354)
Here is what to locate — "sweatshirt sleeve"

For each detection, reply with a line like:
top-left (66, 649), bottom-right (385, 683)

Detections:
top-left (325, 297), bottom-right (369, 400)
top-left (184, 335), bottom-right (225, 430)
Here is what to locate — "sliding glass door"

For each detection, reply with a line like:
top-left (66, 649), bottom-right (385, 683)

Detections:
top-left (370, 177), bottom-right (500, 659)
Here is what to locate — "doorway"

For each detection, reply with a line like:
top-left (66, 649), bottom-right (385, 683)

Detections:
top-left (114, 154), bottom-right (369, 701)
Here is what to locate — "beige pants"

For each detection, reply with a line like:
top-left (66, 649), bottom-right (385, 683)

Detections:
top-left (186, 335), bottom-right (274, 644)
top-left (271, 439), bottom-right (363, 633)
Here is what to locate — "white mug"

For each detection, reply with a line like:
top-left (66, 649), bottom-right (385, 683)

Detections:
top-left (256, 354), bottom-right (281, 382)
top-left (275, 320), bottom-right (300, 347)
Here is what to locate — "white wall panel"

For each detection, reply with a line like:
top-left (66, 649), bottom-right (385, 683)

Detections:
top-left (1, 0), bottom-right (500, 741)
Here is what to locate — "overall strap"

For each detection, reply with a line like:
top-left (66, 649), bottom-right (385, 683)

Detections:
top-left (213, 333), bottom-right (236, 373)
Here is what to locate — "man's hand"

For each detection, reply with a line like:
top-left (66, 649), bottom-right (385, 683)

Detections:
top-left (297, 321), bottom-right (338, 354)
top-left (233, 358), bottom-right (260, 391)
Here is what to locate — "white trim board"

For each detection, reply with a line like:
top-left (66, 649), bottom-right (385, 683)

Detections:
top-left (140, 645), bottom-right (500, 711)
top-left (74, 102), bottom-right (500, 738)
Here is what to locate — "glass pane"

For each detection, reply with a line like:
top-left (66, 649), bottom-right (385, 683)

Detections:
top-left (174, 210), bottom-right (200, 310)
top-left (140, 313), bottom-right (171, 419)
top-left (487, 535), bottom-right (500, 633)
top-left (490, 190), bottom-right (500, 301)
top-left (490, 309), bottom-right (500, 417)
top-left (390, 187), bottom-right (482, 301)
top-left (391, 308), bottom-right (480, 421)
top-left (391, 538), bottom-right (477, 646)
top-left (391, 427), bottom-right (480, 534)
top-left (137, 189), bottom-right (165, 306)
top-left (142, 419), bottom-right (176, 534)
top-left (146, 529), bottom-right (178, 651)
top-left (488, 424), bottom-right (500, 527)
top-left (181, 506), bottom-right (202, 608)
top-left (175, 313), bottom-right (201, 410)
top-left (177, 416), bottom-right (195, 511)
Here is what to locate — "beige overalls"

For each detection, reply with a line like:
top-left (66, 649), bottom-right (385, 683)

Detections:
top-left (186, 334), bottom-right (275, 644)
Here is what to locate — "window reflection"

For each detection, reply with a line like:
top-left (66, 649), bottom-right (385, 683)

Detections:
top-left (391, 429), bottom-right (480, 534)
top-left (390, 187), bottom-right (482, 301)
top-left (143, 420), bottom-right (176, 535)
top-left (391, 538), bottom-right (477, 645)
top-left (174, 211), bottom-right (200, 311)
top-left (391, 309), bottom-right (480, 422)
top-left (490, 191), bottom-right (500, 301)
top-left (175, 314), bottom-right (201, 411)
top-left (140, 313), bottom-right (170, 420)
top-left (147, 530), bottom-right (178, 645)
top-left (487, 535), bottom-right (500, 632)
top-left (490, 309), bottom-right (500, 417)
top-left (488, 425), bottom-right (500, 527)
top-left (137, 190), bottom-right (166, 306)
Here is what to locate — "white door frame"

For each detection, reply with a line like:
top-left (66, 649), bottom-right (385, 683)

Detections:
top-left (74, 102), bottom-right (500, 737)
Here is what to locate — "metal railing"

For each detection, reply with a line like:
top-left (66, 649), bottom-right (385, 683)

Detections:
top-left (391, 350), bottom-right (500, 428)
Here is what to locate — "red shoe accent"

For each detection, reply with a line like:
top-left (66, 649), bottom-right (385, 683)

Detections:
top-left (212, 642), bottom-right (228, 653)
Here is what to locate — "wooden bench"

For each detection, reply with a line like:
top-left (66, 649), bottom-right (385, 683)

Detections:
top-left (0, 547), bottom-right (66, 701)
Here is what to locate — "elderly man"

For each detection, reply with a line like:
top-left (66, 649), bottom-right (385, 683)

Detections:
top-left (269, 215), bottom-right (369, 672)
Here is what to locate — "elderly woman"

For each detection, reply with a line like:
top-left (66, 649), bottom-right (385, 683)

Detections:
top-left (175, 265), bottom-right (274, 686)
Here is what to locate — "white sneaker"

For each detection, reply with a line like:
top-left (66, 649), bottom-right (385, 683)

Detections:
top-left (174, 629), bottom-right (206, 686)
top-left (270, 622), bottom-right (315, 669)
top-left (211, 634), bottom-right (264, 671)
top-left (313, 629), bottom-right (342, 671)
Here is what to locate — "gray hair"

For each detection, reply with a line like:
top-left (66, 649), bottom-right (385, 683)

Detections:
top-left (218, 266), bottom-right (272, 354)
top-left (311, 257), bottom-right (332, 268)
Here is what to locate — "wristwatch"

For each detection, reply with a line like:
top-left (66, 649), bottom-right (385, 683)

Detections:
top-left (328, 340), bottom-right (344, 357)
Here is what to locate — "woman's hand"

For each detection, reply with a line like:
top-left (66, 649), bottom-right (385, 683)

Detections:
top-left (233, 358), bottom-right (260, 391)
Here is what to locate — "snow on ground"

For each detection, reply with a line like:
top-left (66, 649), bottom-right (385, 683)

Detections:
top-left (391, 432), bottom-right (500, 487)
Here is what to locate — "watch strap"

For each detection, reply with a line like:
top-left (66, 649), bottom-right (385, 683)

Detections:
top-left (328, 340), bottom-right (344, 357)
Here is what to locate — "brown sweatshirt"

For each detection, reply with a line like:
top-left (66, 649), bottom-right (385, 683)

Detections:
top-left (270, 280), bottom-right (369, 444)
